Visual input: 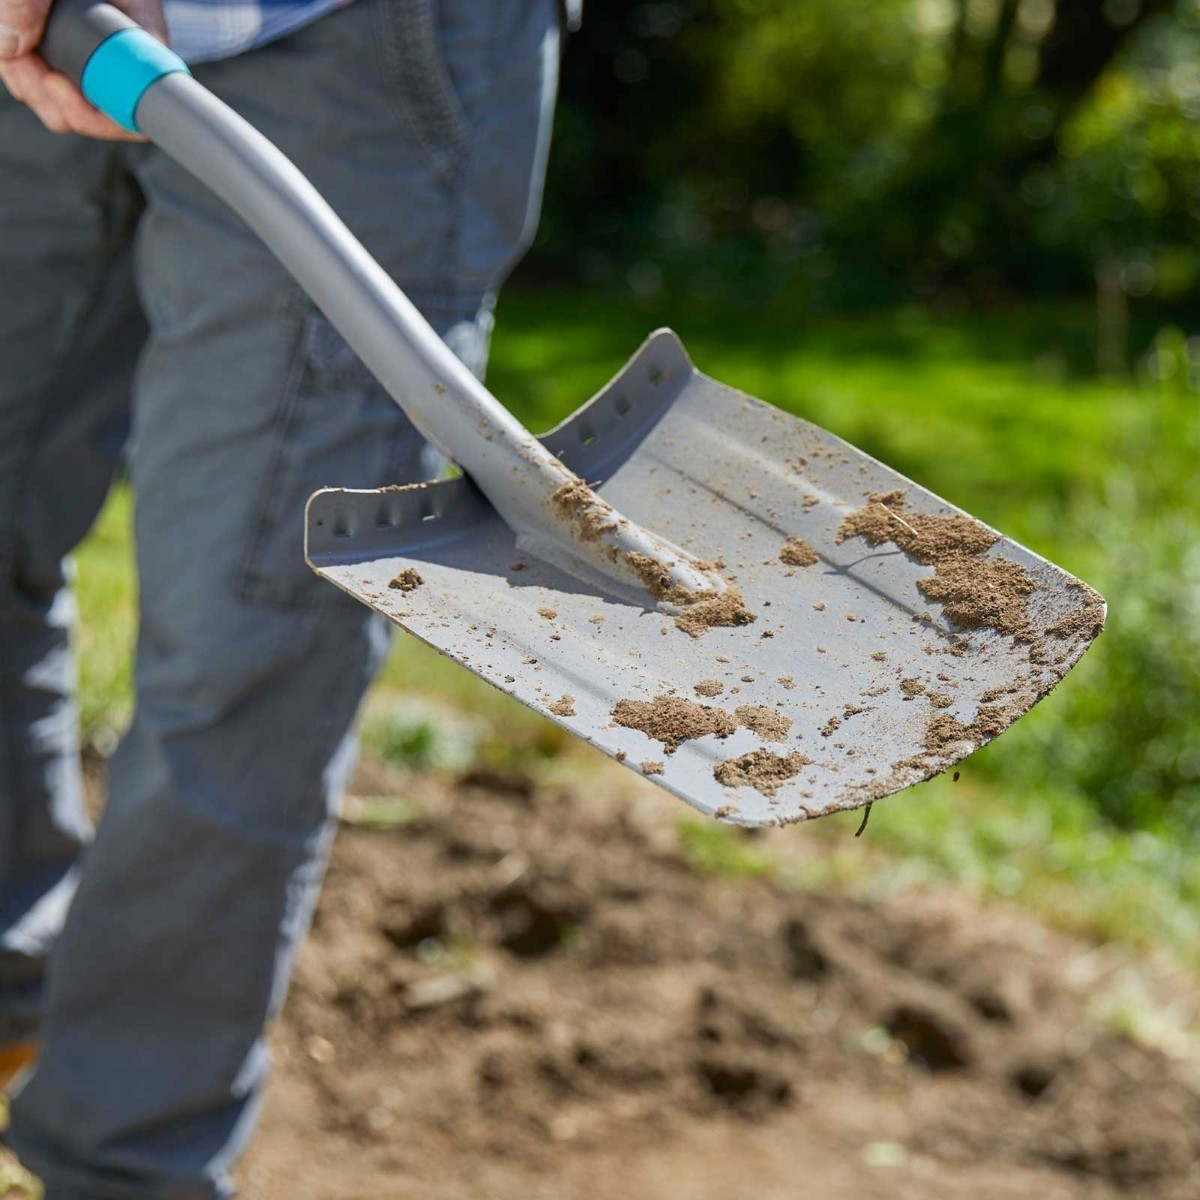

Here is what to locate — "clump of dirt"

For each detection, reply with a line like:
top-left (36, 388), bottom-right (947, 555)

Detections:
top-left (548, 695), bottom-right (576, 718)
top-left (714, 750), bottom-right (811, 796)
top-left (694, 680), bottom-right (724, 698)
top-left (550, 478), bottom-right (617, 543)
top-left (837, 490), bottom-right (996, 564)
top-left (625, 553), bottom-right (757, 638)
top-left (613, 695), bottom-right (797, 755)
top-left (240, 767), bottom-right (1200, 1200)
top-left (612, 695), bottom-right (738, 754)
top-left (779, 538), bottom-right (818, 567)
top-left (820, 715), bottom-right (841, 738)
top-left (838, 490), bottom-right (1042, 645)
top-left (733, 706), bottom-right (792, 743)
top-left (1048, 584), bottom-right (1107, 641)
top-left (917, 555), bottom-right (1036, 637)
top-left (641, 761), bottom-right (664, 776)
top-left (388, 568), bottom-right (424, 592)
top-left (537, 607), bottom-right (558, 621)
top-left (673, 589), bottom-right (757, 639)
top-left (900, 678), bottom-right (925, 698)
top-left (922, 701), bottom-right (1021, 757)
top-left (924, 714), bottom-right (974, 755)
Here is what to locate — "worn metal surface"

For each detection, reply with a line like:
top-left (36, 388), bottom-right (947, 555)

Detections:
top-left (307, 331), bottom-right (1102, 827)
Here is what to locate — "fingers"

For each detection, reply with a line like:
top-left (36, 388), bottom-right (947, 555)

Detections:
top-left (0, 0), bottom-right (52, 59)
top-left (0, 0), bottom-right (164, 140)
top-left (0, 56), bottom-right (145, 139)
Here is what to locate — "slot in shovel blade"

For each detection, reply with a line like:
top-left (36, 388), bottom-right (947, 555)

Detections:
top-left (307, 330), bottom-right (1103, 827)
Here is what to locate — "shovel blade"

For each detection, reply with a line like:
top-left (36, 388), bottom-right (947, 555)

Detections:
top-left (307, 330), bottom-right (1103, 827)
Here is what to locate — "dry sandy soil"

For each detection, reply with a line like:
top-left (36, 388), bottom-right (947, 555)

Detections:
top-left (238, 762), bottom-right (1200, 1200)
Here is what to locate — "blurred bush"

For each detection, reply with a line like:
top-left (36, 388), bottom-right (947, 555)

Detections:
top-left (534, 0), bottom-right (1200, 321)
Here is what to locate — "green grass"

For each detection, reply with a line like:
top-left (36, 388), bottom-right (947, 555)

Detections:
top-left (72, 289), bottom-right (1200, 966)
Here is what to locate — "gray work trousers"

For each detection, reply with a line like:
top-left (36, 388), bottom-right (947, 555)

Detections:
top-left (0, 0), bottom-right (558, 1194)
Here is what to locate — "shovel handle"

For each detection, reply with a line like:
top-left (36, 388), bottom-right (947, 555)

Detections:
top-left (40, 1), bottom-right (543, 479)
top-left (40, 0), bottom-right (720, 601)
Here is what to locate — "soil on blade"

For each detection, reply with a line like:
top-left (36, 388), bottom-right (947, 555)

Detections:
top-left (714, 749), bottom-right (810, 796)
top-left (837, 490), bottom-right (1043, 646)
top-left (388, 568), bottom-right (424, 592)
top-left (624, 553), bottom-right (756, 638)
top-left (612, 695), bottom-right (738, 754)
top-left (240, 767), bottom-right (1200, 1200)
top-left (779, 537), bottom-right (819, 567)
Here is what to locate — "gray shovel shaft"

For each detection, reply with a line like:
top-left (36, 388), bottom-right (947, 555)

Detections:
top-left (41, 0), bottom-right (721, 600)
top-left (41, 0), bottom-right (573, 525)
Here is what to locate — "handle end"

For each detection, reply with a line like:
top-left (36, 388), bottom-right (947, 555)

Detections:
top-left (42, 0), bottom-right (189, 132)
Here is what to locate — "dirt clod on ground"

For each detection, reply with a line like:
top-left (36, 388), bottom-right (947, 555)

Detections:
top-left (538, 607), bottom-right (558, 621)
top-left (713, 750), bottom-right (811, 796)
top-left (242, 768), bottom-right (1200, 1200)
top-left (693, 680), bottom-right (724, 698)
top-left (779, 537), bottom-right (818, 567)
top-left (548, 695), bottom-right (576, 718)
top-left (388, 568), bottom-right (424, 592)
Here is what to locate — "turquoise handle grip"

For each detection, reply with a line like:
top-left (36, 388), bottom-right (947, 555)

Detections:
top-left (80, 28), bottom-right (190, 132)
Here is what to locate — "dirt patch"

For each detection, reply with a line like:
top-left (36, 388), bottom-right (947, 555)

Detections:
top-left (838, 491), bottom-right (1042, 645)
top-left (625, 553), bottom-right (756, 639)
top-left (693, 680), bottom-right (724, 698)
top-left (240, 768), bottom-right (1200, 1200)
top-left (551, 478), bottom-right (618, 543)
top-left (613, 695), bottom-right (798, 755)
top-left (837, 490), bottom-right (996, 564)
top-left (1047, 584), bottom-right (1107, 641)
top-left (672, 589), bottom-right (757, 638)
top-left (641, 761), bottom-right (665, 776)
top-left (922, 702), bottom-right (1021, 757)
top-left (388, 568), bottom-right (424, 592)
top-left (917, 556), bottom-right (1036, 637)
top-left (900, 678), bottom-right (925, 698)
top-left (732, 705), bottom-right (792, 743)
top-left (613, 695), bottom-right (738, 754)
top-left (714, 750), bottom-right (811, 797)
top-left (779, 537), bottom-right (818, 567)
top-left (549, 695), bottom-right (576, 718)
top-left (538, 607), bottom-right (558, 621)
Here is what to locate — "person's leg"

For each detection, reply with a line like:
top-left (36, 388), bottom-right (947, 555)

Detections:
top-left (0, 89), bottom-right (145, 1051)
top-left (9, 1), bottom-right (559, 1196)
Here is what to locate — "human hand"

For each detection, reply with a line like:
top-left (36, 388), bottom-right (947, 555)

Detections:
top-left (0, 0), bottom-right (168, 139)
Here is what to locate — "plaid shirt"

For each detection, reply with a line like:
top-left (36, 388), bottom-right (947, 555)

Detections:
top-left (164, 0), bottom-right (355, 64)
top-left (165, 0), bottom-right (581, 65)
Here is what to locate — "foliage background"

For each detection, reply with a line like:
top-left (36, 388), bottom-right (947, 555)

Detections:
top-left (75, 0), bottom-right (1200, 961)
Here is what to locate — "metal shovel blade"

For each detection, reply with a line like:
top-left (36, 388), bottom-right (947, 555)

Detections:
top-left (307, 330), bottom-right (1104, 827)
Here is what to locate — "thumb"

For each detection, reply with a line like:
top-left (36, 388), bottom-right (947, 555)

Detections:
top-left (0, 0), bottom-right (52, 58)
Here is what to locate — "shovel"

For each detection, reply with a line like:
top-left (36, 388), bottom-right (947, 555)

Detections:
top-left (45, 1), bottom-right (1105, 827)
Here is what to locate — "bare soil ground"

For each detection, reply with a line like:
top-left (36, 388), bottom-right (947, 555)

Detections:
top-left (239, 764), bottom-right (1200, 1200)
